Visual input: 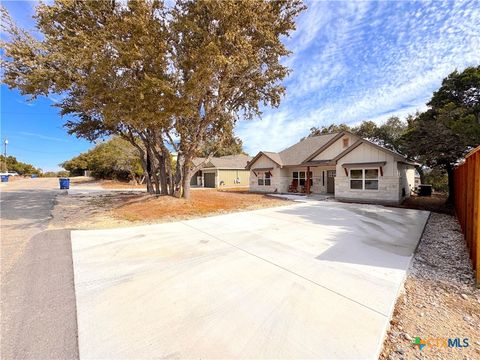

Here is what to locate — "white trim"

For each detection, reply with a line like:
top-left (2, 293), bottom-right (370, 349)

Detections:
top-left (257, 171), bottom-right (271, 186)
top-left (349, 168), bottom-right (379, 191)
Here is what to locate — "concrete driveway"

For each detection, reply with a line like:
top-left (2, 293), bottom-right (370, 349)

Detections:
top-left (72, 201), bottom-right (429, 359)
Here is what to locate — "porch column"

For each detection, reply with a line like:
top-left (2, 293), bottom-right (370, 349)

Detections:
top-left (306, 166), bottom-right (311, 194)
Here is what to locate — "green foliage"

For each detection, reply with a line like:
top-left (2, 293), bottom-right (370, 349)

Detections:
top-left (402, 67), bottom-right (480, 202)
top-left (42, 170), bottom-right (70, 178)
top-left (309, 117), bottom-right (408, 154)
top-left (424, 168), bottom-right (448, 193)
top-left (0, 155), bottom-right (41, 175)
top-left (60, 152), bottom-right (90, 176)
top-left (309, 123), bottom-right (351, 136)
top-left (200, 135), bottom-right (246, 157)
top-left (61, 137), bottom-right (143, 181)
top-left (355, 117), bottom-right (407, 153)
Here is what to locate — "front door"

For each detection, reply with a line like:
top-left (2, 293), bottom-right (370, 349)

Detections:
top-left (327, 170), bottom-right (336, 193)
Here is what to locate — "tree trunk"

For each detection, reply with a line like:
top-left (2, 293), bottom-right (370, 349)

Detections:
top-left (445, 163), bottom-right (455, 205)
top-left (415, 165), bottom-right (425, 185)
top-left (159, 156), bottom-right (168, 195)
top-left (183, 175), bottom-right (191, 200)
top-left (147, 149), bottom-right (161, 195)
top-left (182, 165), bottom-right (194, 200)
top-left (173, 153), bottom-right (184, 198)
top-left (145, 151), bottom-right (154, 194)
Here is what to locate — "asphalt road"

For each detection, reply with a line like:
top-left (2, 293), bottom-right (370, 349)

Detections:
top-left (1, 178), bottom-right (79, 360)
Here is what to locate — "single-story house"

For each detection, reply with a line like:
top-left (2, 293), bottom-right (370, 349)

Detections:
top-left (246, 131), bottom-right (417, 204)
top-left (191, 154), bottom-right (252, 188)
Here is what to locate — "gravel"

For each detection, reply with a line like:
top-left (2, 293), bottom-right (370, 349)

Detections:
top-left (380, 213), bottom-right (480, 360)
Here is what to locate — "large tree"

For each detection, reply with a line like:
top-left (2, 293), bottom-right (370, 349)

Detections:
top-left (402, 66), bottom-right (480, 203)
top-left (168, 0), bottom-right (304, 198)
top-left (200, 134), bottom-right (245, 157)
top-left (61, 137), bottom-right (144, 182)
top-left (1, 0), bottom-right (303, 199)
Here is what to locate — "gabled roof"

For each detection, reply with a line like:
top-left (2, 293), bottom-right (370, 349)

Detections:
top-left (246, 151), bottom-right (283, 170)
top-left (302, 132), bottom-right (351, 162)
top-left (194, 154), bottom-right (252, 169)
top-left (247, 133), bottom-right (341, 169)
top-left (246, 130), bottom-right (416, 169)
top-left (278, 132), bottom-right (339, 166)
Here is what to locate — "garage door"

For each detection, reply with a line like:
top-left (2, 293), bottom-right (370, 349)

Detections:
top-left (203, 173), bottom-right (216, 188)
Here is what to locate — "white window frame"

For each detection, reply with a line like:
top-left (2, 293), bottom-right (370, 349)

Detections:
top-left (258, 171), bottom-right (271, 186)
top-left (349, 168), bottom-right (379, 190)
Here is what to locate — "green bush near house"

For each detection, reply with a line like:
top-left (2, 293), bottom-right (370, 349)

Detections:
top-left (424, 168), bottom-right (448, 193)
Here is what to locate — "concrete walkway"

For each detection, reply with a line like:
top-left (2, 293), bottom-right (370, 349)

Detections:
top-left (72, 201), bottom-right (429, 359)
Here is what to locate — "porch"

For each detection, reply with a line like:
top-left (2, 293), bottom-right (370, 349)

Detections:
top-left (284, 163), bottom-right (336, 195)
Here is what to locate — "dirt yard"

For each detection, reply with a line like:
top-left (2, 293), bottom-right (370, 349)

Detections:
top-left (99, 180), bottom-right (147, 189)
top-left (400, 193), bottom-right (454, 214)
top-left (112, 189), bottom-right (290, 222)
top-left (380, 213), bottom-right (480, 359)
top-left (49, 189), bottom-right (290, 229)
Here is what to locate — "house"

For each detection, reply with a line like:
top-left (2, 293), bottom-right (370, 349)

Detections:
top-left (191, 154), bottom-right (252, 188)
top-left (246, 131), bottom-right (417, 204)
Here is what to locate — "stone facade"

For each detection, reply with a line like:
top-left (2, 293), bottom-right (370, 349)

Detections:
top-left (334, 176), bottom-right (404, 204)
top-left (248, 133), bottom-right (416, 204)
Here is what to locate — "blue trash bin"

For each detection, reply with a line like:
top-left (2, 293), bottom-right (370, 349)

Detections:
top-left (31, 174), bottom-right (38, 178)
top-left (59, 178), bottom-right (70, 189)
top-left (1, 175), bottom-right (9, 182)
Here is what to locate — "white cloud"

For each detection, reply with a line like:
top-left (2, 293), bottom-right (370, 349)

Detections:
top-left (238, 0), bottom-right (479, 155)
top-left (18, 131), bottom-right (69, 143)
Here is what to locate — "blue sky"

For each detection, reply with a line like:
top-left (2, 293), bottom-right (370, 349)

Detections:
top-left (1, 0), bottom-right (479, 171)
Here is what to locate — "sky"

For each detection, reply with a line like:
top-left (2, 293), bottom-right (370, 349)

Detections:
top-left (1, 0), bottom-right (479, 171)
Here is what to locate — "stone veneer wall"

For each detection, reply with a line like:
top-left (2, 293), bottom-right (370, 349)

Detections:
top-left (334, 176), bottom-right (402, 203)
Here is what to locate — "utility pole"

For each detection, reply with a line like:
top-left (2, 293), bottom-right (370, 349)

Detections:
top-left (3, 138), bottom-right (8, 172)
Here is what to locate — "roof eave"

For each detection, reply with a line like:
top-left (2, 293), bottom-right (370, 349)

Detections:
top-left (245, 151), bottom-right (282, 170)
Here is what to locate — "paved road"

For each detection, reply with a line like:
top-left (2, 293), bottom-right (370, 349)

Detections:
top-left (1, 178), bottom-right (79, 360)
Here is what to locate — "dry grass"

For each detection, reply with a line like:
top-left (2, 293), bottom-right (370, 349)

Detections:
top-left (112, 189), bottom-right (290, 222)
top-left (100, 180), bottom-right (147, 189)
top-left (217, 186), bottom-right (250, 192)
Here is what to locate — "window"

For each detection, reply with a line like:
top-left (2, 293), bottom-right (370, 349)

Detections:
top-left (350, 169), bottom-right (363, 189)
top-left (349, 169), bottom-right (379, 190)
top-left (258, 171), bottom-right (271, 186)
top-left (293, 171), bottom-right (312, 187)
top-left (343, 138), bottom-right (349, 148)
top-left (364, 169), bottom-right (379, 190)
top-left (265, 172), bottom-right (271, 186)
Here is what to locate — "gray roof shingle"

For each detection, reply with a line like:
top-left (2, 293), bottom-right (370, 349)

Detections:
top-left (277, 133), bottom-right (339, 166)
top-left (194, 154), bottom-right (252, 169)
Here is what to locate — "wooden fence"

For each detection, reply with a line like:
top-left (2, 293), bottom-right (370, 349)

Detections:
top-left (454, 145), bottom-right (480, 286)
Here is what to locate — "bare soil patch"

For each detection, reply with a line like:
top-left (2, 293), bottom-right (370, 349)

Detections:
top-left (49, 192), bottom-right (140, 229)
top-left (49, 189), bottom-right (290, 229)
top-left (112, 189), bottom-right (290, 222)
top-left (99, 180), bottom-right (147, 189)
top-left (400, 193), bottom-right (454, 214)
top-left (380, 213), bottom-right (480, 359)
